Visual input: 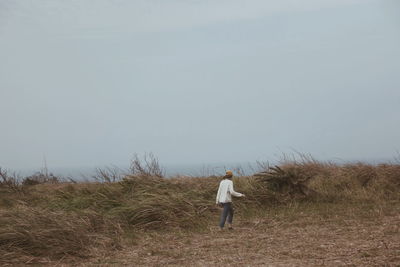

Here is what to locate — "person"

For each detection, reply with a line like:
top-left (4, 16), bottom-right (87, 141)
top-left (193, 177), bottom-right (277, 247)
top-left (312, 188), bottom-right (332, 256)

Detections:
top-left (216, 170), bottom-right (245, 230)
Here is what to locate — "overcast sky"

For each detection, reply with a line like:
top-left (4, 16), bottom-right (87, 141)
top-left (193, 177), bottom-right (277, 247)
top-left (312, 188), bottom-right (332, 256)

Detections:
top-left (0, 0), bottom-right (400, 170)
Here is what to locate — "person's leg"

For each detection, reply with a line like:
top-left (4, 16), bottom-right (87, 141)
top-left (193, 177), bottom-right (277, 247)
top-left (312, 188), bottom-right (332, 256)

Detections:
top-left (219, 203), bottom-right (229, 229)
top-left (226, 203), bottom-right (234, 229)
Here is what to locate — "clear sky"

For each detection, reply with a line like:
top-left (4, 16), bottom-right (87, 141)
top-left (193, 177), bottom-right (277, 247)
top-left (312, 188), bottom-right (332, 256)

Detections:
top-left (1, 0), bottom-right (400, 170)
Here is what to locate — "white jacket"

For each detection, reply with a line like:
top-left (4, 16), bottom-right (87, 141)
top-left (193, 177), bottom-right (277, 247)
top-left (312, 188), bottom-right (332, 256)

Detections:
top-left (216, 179), bottom-right (244, 204)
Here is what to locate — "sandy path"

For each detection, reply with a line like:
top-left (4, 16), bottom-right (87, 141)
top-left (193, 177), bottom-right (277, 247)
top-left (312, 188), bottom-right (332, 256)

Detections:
top-left (85, 212), bottom-right (400, 266)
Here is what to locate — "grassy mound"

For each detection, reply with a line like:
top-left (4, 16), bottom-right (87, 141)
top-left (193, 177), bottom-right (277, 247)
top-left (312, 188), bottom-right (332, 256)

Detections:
top-left (0, 207), bottom-right (121, 265)
top-left (0, 160), bottom-right (399, 264)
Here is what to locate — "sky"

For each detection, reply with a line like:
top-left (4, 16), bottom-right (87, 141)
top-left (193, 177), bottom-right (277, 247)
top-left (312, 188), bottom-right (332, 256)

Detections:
top-left (0, 0), bottom-right (400, 171)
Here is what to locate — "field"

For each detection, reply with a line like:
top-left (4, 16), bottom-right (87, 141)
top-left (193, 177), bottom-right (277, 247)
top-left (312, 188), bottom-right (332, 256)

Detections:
top-left (88, 203), bottom-right (399, 266)
top-left (1, 158), bottom-right (399, 266)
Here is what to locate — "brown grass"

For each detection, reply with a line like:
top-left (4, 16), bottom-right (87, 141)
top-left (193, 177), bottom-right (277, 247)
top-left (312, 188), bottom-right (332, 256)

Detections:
top-left (0, 206), bottom-right (121, 265)
top-left (0, 159), bottom-right (399, 265)
top-left (89, 203), bottom-right (399, 266)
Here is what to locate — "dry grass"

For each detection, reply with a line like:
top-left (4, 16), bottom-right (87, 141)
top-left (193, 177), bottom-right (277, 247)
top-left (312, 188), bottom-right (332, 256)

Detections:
top-left (87, 202), bottom-right (399, 266)
top-left (0, 159), bottom-right (399, 265)
top-left (0, 206), bottom-right (121, 265)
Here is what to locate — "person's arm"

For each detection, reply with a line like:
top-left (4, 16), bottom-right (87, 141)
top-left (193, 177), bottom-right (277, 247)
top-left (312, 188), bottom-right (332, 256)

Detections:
top-left (228, 181), bottom-right (244, 197)
top-left (216, 182), bottom-right (222, 204)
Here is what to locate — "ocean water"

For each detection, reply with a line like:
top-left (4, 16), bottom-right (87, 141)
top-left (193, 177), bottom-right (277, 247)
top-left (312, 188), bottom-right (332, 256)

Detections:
top-left (11, 157), bottom-right (395, 181)
top-left (12, 162), bottom-right (261, 181)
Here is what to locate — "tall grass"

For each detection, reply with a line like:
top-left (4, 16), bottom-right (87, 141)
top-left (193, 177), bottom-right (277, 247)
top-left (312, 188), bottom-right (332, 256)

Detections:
top-left (0, 158), bottom-right (399, 264)
top-left (0, 206), bottom-right (121, 264)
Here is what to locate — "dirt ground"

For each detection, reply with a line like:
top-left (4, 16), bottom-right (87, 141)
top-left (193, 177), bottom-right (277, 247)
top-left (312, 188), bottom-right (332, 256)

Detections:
top-left (83, 209), bottom-right (400, 267)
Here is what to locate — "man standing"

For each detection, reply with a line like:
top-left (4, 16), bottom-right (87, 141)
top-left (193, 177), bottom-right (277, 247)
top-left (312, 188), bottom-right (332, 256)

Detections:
top-left (216, 170), bottom-right (245, 230)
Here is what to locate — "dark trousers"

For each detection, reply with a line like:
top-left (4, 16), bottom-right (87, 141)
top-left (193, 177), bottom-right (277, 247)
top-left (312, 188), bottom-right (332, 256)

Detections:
top-left (219, 202), bottom-right (234, 228)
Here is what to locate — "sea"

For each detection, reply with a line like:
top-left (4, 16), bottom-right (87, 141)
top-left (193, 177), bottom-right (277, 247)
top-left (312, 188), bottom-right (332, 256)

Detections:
top-left (10, 156), bottom-right (396, 182)
top-left (11, 162), bottom-right (262, 182)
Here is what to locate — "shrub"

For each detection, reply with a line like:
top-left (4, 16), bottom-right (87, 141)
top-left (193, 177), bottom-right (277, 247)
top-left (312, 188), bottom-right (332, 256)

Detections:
top-left (22, 172), bottom-right (60, 186)
top-left (0, 168), bottom-right (24, 194)
top-left (129, 153), bottom-right (165, 178)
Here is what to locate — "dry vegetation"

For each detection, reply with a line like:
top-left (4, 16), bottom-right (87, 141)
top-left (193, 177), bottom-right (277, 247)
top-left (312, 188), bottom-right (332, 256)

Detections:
top-left (0, 157), bottom-right (399, 266)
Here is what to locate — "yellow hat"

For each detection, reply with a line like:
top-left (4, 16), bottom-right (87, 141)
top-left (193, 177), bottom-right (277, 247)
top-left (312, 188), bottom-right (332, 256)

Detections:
top-left (225, 170), bottom-right (233, 177)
